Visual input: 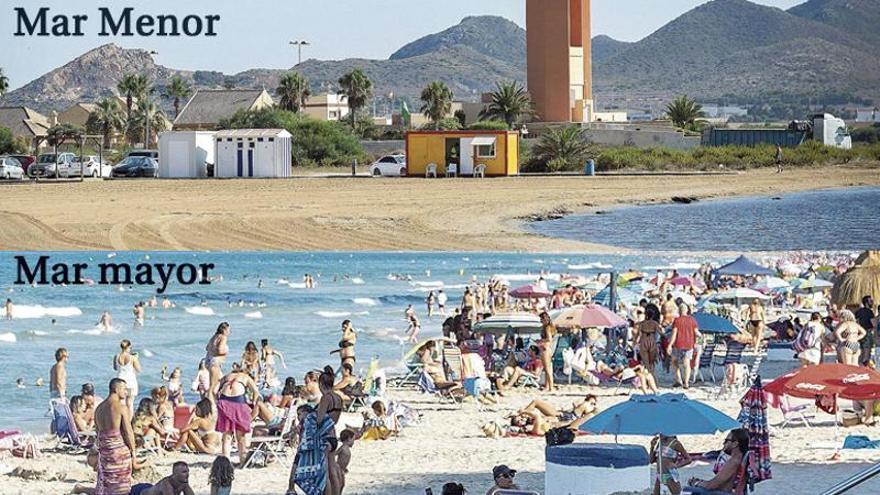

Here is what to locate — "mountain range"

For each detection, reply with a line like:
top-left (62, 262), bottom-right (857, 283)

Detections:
top-left (2, 0), bottom-right (878, 115)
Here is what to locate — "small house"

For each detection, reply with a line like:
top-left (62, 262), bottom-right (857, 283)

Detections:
top-left (214, 129), bottom-right (292, 178)
top-left (158, 131), bottom-right (216, 178)
top-left (406, 130), bottom-right (519, 177)
top-left (173, 89), bottom-right (274, 131)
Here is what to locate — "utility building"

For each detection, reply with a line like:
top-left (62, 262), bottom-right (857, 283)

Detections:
top-left (526, 0), bottom-right (593, 123)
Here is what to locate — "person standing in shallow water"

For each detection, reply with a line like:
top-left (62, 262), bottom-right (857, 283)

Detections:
top-left (776, 144), bottom-right (784, 173)
top-left (50, 347), bottom-right (68, 400)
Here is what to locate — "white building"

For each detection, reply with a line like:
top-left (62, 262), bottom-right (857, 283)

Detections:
top-left (813, 113), bottom-right (852, 150)
top-left (303, 94), bottom-right (350, 122)
top-left (856, 108), bottom-right (879, 123)
top-left (158, 131), bottom-right (215, 178)
top-left (214, 129), bottom-right (292, 178)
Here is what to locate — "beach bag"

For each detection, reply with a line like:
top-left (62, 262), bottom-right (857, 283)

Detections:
top-left (11, 435), bottom-right (39, 459)
top-left (545, 427), bottom-right (575, 446)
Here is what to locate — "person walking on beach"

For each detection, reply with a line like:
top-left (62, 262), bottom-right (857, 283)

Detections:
top-left (437, 290), bottom-right (448, 316)
top-left (113, 340), bottom-right (141, 413)
top-left (667, 304), bottom-right (700, 389)
top-left (215, 364), bottom-right (260, 467)
top-left (426, 291), bottom-right (435, 317)
top-left (835, 310), bottom-right (866, 366)
top-left (205, 322), bottom-right (231, 397)
top-left (776, 144), bottom-right (784, 173)
top-left (4, 298), bottom-right (12, 319)
top-left (94, 378), bottom-right (136, 495)
top-left (855, 296), bottom-right (876, 366)
top-left (50, 347), bottom-right (68, 400)
top-left (330, 320), bottom-right (357, 367)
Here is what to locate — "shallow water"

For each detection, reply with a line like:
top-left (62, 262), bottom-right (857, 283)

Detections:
top-left (0, 250), bottom-right (738, 431)
top-left (529, 186), bottom-right (880, 252)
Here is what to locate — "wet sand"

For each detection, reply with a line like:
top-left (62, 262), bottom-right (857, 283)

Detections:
top-left (0, 165), bottom-right (877, 252)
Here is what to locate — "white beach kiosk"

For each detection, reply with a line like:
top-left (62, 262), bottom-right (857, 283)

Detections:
top-left (214, 129), bottom-right (293, 178)
top-left (158, 131), bottom-right (215, 178)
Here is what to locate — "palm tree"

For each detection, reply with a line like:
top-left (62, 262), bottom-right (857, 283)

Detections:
top-left (0, 68), bottom-right (9, 97)
top-left (532, 126), bottom-right (595, 172)
top-left (665, 95), bottom-right (705, 129)
top-left (88, 98), bottom-right (125, 149)
top-left (338, 69), bottom-right (373, 128)
top-left (129, 96), bottom-right (167, 147)
top-left (276, 72), bottom-right (311, 113)
top-left (419, 81), bottom-right (454, 130)
top-left (165, 75), bottom-right (193, 119)
top-left (480, 81), bottom-right (532, 129)
top-left (117, 73), bottom-right (150, 121)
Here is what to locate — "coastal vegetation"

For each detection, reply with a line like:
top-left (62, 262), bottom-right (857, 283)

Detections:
top-left (665, 95), bottom-right (706, 131)
top-left (85, 98), bottom-right (125, 149)
top-left (219, 107), bottom-right (365, 167)
top-left (0, 67), bottom-right (8, 96)
top-left (0, 126), bottom-right (28, 154)
top-left (478, 80), bottom-right (532, 129)
top-left (164, 75), bottom-right (193, 119)
top-left (338, 69), bottom-right (373, 131)
top-left (420, 81), bottom-right (454, 131)
top-left (276, 71), bottom-right (310, 113)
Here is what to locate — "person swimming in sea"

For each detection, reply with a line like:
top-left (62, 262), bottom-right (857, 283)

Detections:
top-left (98, 312), bottom-right (113, 332)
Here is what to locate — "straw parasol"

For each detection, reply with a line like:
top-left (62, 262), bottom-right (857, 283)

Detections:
top-left (832, 250), bottom-right (880, 308)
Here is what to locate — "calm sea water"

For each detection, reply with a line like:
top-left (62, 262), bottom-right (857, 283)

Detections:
top-left (529, 187), bottom-right (880, 252)
top-left (0, 251), bottom-right (729, 432)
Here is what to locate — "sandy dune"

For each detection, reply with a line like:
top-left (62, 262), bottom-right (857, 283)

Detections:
top-left (0, 166), bottom-right (878, 252)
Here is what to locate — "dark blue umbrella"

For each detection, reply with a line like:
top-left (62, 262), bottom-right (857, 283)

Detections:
top-left (716, 255), bottom-right (774, 276)
top-left (692, 311), bottom-right (739, 334)
top-left (580, 393), bottom-right (741, 437)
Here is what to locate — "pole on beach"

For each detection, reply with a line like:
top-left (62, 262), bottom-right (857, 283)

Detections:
top-left (352, 159), bottom-right (357, 177)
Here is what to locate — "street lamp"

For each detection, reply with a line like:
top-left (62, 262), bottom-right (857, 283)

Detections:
top-left (289, 40), bottom-right (310, 66)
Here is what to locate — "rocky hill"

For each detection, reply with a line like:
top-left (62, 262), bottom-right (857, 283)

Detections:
top-left (2, 1), bottom-right (879, 114)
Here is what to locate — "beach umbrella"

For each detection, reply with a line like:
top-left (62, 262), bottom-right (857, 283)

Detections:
top-left (737, 377), bottom-right (772, 482)
top-left (669, 276), bottom-right (696, 287)
top-left (578, 303), bottom-right (627, 328)
top-left (692, 312), bottom-right (739, 334)
top-left (620, 271), bottom-right (644, 282)
top-left (832, 251), bottom-right (880, 307)
top-left (509, 284), bottom-right (552, 299)
top-left (763, 364), bottom-right (880, 402)
top-left (550, 305), bottom-right (586, 329)
top-left (580, 393), bottom-right (741, 437)
top-left (716, 255), bottom-right (775, 276)
top-left (793, 278), bottom-right (833, 293)
top-left (712, 288), bottom-right (770, 302)
top-left (472, 313), bottom-right (543, 335)
top-left (751, 277), bottom-right (790, 291)
top-left (594, 285), bottom-right (640, 306)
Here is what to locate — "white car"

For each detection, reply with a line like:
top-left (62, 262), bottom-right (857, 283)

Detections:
top-left (369, 154), bottom-right (407, 177)
top-left (0, 156), bottom-right (25, 180)
top-left (71, 155), bottom-right (110, 178)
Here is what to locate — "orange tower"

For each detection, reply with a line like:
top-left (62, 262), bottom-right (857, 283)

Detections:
top-left (526, 0), bottom-right (593, 123)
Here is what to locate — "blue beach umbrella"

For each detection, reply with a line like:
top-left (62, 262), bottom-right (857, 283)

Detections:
top-left (580, 393), bottom-right (741, 437)
top-left (594, 285), bottom-right (640, 306)
top-left (692, 311), bottom-right (739, 334)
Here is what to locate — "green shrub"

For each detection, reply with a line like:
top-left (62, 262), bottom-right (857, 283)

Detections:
top-left (220, 108), bottom-right (365, 167)
top-left (0, 127), bottom-right (27, 154)
top-left (468, 120), bottom-right (509, 131)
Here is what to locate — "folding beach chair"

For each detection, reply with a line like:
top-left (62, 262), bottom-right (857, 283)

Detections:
top-left (244, 404), bottom-right (296, 469)
top-left (443, 344), bottom-right (464, 382)
top-left (695, 342), bottom-right (717, 383)
top-left (778, 396), bottom-right (814, 429)
top-left (49, 399), bottom-right (90, 450)
top-left (417, 371), bottom-right (462, 405)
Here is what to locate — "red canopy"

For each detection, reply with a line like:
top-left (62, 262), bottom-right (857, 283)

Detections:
top-left (764, 364), bottom-right (880, 401)
top-left (509, 284), bottom-right (552, 299)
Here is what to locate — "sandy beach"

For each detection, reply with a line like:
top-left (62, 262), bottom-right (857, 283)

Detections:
top-left (0, 166), bottom-right (878, 252)
top-left (3, 361), bottom-right (880, 495)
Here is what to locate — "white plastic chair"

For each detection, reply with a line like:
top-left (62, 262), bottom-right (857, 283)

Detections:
top-left (474, 164), bottom-right (487, 178)
top-left (425, 163), bottom-right (438, 178)
top-left (446, 163), bottom-right (457, 178)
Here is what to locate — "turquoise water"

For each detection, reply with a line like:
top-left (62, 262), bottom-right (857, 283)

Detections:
top-left (529, 187), bottom-right (880, 252)
top-left (0, 251), bottom-right (723, 432)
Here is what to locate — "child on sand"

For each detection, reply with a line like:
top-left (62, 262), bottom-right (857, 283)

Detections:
top-left (209, 455), bottom-right (235, 495)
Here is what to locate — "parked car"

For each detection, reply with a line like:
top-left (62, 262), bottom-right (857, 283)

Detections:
top-left (8, 154), bottom-right (35, 174)
top-left (125, 149), bottom-right (159, 160)
top-left (29, 152), bottom-right (76, 178)
top-left (369, 154), bottom-right (407, 177)
top-left (111, 156), bottom-right (158, 178)
top-left (0, 156), bottom-right (25, 180)
top-left (70, 155), bottom-right (110, 178)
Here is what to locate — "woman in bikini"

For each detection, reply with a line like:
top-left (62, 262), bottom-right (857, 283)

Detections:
top-left (132, 397), bottom-right (166, 451)
top-left (650, 434), bottom-right (691, 495)
top-left (539, 312), bottom-right (558, 392)
top-left (835, 310), bottom-right (866, 366)
top-left (745, 299), bottom-right (766, 348)
top-left (635, 311), bottom-right (662, 376)
top-left (215, 364), bottom-right (260, 467)
top-left (150, 386), bottom-right (174, 432)
top-left (316, 366), bottom-right (344, 495)
top-left (330, 320), bottom-right (357, 367)
top-left (508, 396), bottom-right (598, 437)
top-left (161, 367), bottom-right (184, 406)
top-left (240, 341), bottom-right (261, 380)
top-left (174, 398), bottom-right (219, 454)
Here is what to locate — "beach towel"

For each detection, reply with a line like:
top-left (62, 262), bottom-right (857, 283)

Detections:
top-left (843, 435), bottom-right (880, 450)
top-left (95, 429), bottom-right (132, 495)
top-left (216, 398), bottom-right (252, 434)
top-left (291, 411), bottom-right (336, 495)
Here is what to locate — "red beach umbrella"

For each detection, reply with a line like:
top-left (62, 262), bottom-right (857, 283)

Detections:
top-left (509, 284), bottom-right (552, 299)
top-left (764, 364), bottom-right (880, 401)
top-left (579, 303), bottom-right (627, 328)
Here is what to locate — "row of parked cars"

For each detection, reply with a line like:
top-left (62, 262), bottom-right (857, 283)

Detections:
top-left (0, 150), bottom-right (159, 180)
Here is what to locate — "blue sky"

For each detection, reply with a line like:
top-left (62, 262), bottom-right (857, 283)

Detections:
top-left (2, 0), bottom-right (804, 90)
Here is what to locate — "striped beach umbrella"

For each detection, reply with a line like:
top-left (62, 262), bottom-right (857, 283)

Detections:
top-left (738, 377), bottom-right (772, 482)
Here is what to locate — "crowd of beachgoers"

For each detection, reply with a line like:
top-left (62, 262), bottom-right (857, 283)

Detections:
top-left (2, 250), bottom-right (878, 495)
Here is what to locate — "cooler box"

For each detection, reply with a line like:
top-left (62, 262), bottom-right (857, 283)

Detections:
top-left (545, 443), bottom-right (650, 495)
